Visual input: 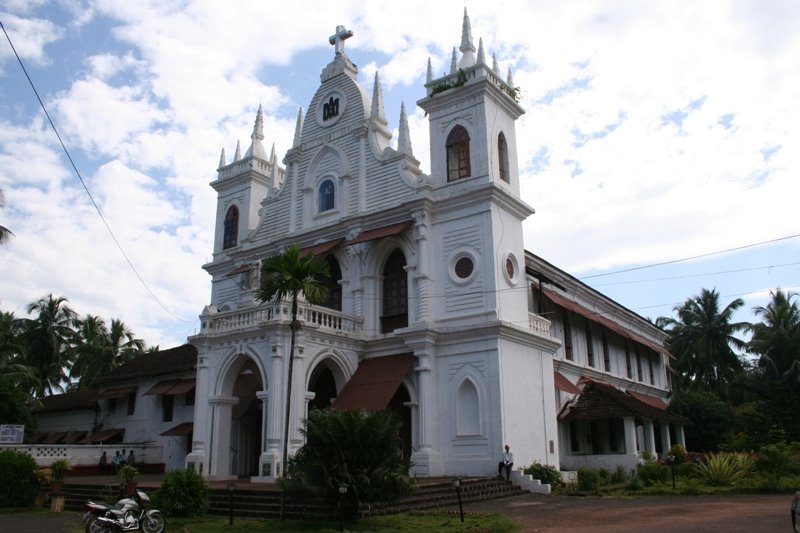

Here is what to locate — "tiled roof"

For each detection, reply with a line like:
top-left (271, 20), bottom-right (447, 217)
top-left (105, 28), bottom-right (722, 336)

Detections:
top-left (559, 380), bottom-right (686, 423)
top-left (95, 344), bottom-right (197, 384)
top-left (35, 389), bottom-right (99, 414)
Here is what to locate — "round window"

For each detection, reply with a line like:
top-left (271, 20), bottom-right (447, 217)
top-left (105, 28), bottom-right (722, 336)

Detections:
top-left (455, 257), bottom-right (474, 279)
top-left (506, 256), bottom-right (515, 279)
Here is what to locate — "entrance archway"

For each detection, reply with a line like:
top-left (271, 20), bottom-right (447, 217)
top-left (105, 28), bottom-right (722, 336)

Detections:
top-left (228, 358), bottom-right (264, 477)
top-left (388, 384), bottom-right (412, 459)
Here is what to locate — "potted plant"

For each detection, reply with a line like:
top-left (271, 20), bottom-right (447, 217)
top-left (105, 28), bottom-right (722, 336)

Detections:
top-left (49, 459), bottom-right (70, 511)
top-left (118, 464), bottom-right (139, 496)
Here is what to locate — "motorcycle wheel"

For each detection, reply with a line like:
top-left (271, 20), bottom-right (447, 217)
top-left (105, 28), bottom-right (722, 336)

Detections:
top-left (140, 511), bottom-right (166, 533)
top-left (85, 515), bottom-right (113, 533)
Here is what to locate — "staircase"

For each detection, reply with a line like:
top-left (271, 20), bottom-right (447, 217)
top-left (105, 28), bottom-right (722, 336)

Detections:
top-left (52, 476), bottom-right (527, 520)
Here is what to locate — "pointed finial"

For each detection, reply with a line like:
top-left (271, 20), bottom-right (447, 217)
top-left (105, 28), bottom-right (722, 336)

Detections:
top-left (450, 47), bottom-right (458, 74)
top-left (426, 58), bottom-right (433, 83)
top-left (269, 148), bottom-right (278, 188)
top-left (219, 147), bottom-right (227, 168)
top-left (252, 103), bottom-right (264, 141)
top-left (458, 8), bottom-right (476, 68)
top-left (371, 72), bottom-right (387, 123)
top-left (245, 104), bottom-right (267, 159)
top-left (492, 53), bottom-right (500, 74)
top-left (234, 140), bottom-right (241, 161)
top-left (477, 38), bottom-right (485, 65)
top-left (506, 67), bottom-right (514, 87)
top-left (292, 107), bottom-right (304, 147)
top-left (397, 102), bottom-right (413, 157)
top-left (269, 142), bottom-right (276, 162)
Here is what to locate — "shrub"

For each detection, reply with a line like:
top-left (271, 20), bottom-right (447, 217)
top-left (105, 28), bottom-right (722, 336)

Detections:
top-left (677, 461), bottom-right (697, 479)
top-left (117, 464), bottom-right (138, 483)
top-left (625, 471), bottom-right (643, 491)
top-left (49, 458), bottom-right (70, 481)
top-left (637, 462), bottom-right (669, 486)
top-left (523, 462), bottom-right (562, 487)
top-left (576, 468), bottom-right (602, 492)
top-left (756, 442), bottom-right (798, 483)
top-left (0, 450), bottom-right (39, 507)
top-left (609, 465), bottom-right (630, 484)
top-left (152, 467), bottom-right (209, 518)
top-left (694, 452), bottom-right (753, 485)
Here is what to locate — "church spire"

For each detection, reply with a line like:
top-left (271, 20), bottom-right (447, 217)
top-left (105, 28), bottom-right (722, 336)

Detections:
top-left (292, 107), bottom-right (304, 147)
top-left (450, 47), bottom-right (458, 74)
top-left (269, 143), bottom-right (278, 189)
top-left (507, 67), bottom-right (514, 87)
top-left (426, 58), bottom-right (433, 83)
top-left (492, 53), bottom-right (500, 75)
top-left (218, 147), bottom-right (226, 168)
top-left (477, 37), bottom-right (485, 65)
top-left (458, 8), bottom-right (476, 69)
top-left (245, 104), bottom-right (268, 159)
top-left (233, 140), bottom-right (241, 162)
top-left (397, 102), bottom-right (413, 157)
top-left (371, 72), bottom-right (387, 123)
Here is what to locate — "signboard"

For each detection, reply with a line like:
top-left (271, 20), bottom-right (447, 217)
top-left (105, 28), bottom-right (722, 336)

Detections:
top-left (0, 425), bottom-right (24, 444)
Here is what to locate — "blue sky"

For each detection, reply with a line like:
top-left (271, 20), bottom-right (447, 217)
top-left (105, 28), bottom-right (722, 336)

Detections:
top-left (1, 1), bottom-right (798, 349)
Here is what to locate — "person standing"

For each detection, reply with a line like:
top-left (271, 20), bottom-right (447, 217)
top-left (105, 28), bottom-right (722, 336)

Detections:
top-left (498, 444), bottom-right (514, 480)
top-left (98, 451), bottom-right (109, 474)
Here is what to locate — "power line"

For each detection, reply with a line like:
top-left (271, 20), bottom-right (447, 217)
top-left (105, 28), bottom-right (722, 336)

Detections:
top-left (590, 261), bottom-right (800, 287)
top-left (579, 233), bottom-right (800, 280)
top-left (1, 20), bottom-right (192, 323)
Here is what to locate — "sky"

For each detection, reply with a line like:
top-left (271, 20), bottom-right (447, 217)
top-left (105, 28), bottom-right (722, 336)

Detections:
top-left (1, 0), bottom-right (798, 350)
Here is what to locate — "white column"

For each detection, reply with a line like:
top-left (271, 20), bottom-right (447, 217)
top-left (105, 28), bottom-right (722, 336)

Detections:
top-left (660, 422), bottom-right (672, 454)
top-left (676, 424), bottom-right (686, 448)
top-left (208, 396), bottom-right (237, 480)
top-left (643, 420), bottom-right (656, 455)
top-left (623, 417), bottom-right (637, 455)
top-left (187, 347), bottom-right (211, 474)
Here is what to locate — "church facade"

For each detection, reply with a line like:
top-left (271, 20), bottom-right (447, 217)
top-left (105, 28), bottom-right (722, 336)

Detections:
top-left (185, 11), bottom-right (683, 483)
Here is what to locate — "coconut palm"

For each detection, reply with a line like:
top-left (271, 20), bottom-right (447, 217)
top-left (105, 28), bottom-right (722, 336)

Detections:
top-left (0, 189), bottom-right (13, 245)
top-left (72, 316), bottom-right (144, 389)
top-left (659, 288), bottom-right (749, 397)
top-left (20, 294), bottom-right (78, 396)
top-left (0, 311), bottom-right (35, 387)
top-left (749, 289), bottom-right (800, 387)
top-left (256, 244), bottom-right (329, 519)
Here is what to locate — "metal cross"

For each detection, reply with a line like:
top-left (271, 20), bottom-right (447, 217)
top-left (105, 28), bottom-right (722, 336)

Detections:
top-left (329, 25), bottom-right (353, 55)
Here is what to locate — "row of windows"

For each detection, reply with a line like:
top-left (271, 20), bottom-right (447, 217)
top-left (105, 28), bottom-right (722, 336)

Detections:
top-left (106, 389), bottom-right (195, 422)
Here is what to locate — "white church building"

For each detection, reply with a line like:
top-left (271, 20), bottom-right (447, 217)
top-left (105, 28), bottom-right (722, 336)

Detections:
top-left (184, 11), bottom-right (685, 483)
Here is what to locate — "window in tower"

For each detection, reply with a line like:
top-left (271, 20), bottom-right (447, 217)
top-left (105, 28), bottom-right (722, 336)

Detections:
top-left (446, 125), bottom-right (471, 182)
top-left (381, 249), bottom-right (408, 333)
top-left (318, 179), bottom-right (335, 212)
top-left (223, 205), bottom-right (239, 249)
top-left (498, 132), bottom-right (509, 182)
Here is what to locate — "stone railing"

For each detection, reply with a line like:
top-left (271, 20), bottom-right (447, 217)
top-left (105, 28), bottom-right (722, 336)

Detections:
top-left (528, 312), bottom-right (552, 337)
top-left (0, 443), bottom-right (163, 467)
top-left (200, 301), bottom-right (362, 336)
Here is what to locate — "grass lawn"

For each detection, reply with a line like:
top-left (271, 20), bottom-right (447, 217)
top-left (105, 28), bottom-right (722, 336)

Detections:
top-left (162, 511), bottom-right (520, 532)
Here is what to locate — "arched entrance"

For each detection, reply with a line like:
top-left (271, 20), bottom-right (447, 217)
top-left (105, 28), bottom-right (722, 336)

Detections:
top-left (388, 383), bottom-right (412, 459)
top-left (218, 356), bottom-right (265, 478)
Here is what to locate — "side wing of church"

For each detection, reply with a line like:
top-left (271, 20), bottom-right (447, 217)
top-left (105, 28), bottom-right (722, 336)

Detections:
top-left (182, 11), bottom-right (684, 482)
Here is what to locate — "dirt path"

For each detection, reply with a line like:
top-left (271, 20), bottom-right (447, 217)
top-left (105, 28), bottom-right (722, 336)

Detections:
top-left (459, 493), bottom-right (791, 532)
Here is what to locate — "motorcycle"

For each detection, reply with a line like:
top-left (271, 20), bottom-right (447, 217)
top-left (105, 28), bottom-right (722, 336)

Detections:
top-left (83, 489), bottom-right (166, 533)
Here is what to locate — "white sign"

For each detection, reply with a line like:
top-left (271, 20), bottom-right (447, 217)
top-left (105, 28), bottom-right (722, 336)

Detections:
top-left (0, 425), bottom-right (24, 444)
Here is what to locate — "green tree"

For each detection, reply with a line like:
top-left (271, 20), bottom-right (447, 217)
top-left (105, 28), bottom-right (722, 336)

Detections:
top-left (668, 389), bottom-right (735, 451)
top-left (659, 288), bottom-right (749, 397)
top-left (286, 408), bottom-right (413, 522)
top-left (749, 289), bottom-right (800, 387)
top-left (0, 311), bottom-right (35, 388)
top-left (256, 244), bottom-right (329, 518)
top-left (0, 376), bottom-right (35, 436)
top-left (0, 189), bottom-right (12, 245)
top-left (71, 316), bottom-right (144, 389)
top-left (19, 294), bottom-right (78, 397)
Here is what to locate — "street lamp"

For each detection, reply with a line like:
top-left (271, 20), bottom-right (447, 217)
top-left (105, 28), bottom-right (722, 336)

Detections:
top-left (227, 482), bottom-right (236, 525)
top-left (453, 477), bottom-right (464, 523)
top-left (338, 482), bottom-right (348, 532)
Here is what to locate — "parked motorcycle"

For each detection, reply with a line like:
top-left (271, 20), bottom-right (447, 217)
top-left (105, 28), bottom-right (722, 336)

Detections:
top-left (83, 489), bottom-right (166, 533)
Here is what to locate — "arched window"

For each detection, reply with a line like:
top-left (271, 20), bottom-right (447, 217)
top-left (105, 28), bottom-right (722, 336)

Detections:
top-left (223, 205), bottom-right (239, 249)
top-left (446, 125), bottom-right (471, 182)
top-left (498, 132), bottom-right (509, 183)
top-left (318, 179), bottom-right (335, 212)
top-left (321, 256), bottom-right (342, 311)
top-left (381, 249), bottom-right (408, 333)
top-left (456, 378), bottom-right (480, 435)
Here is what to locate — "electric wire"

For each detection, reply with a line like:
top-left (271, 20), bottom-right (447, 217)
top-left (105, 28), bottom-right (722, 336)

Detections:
top-left (1, 20), bottom-right (192, 323)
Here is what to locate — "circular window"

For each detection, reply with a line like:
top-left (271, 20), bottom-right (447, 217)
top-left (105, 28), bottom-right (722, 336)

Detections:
top-left (455, 257), bottom-right (474, 279)
top-left (506, 257), bottom-right (515, 279)
top-left (503, 253), bottom-right (519, 286)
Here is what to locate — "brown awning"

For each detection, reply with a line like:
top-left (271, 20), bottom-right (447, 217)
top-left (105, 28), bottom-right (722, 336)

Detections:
top-left (346, 221), bottom-right (413, 246)
top-left (559, 380), bottom-right (685, 423)
top-left (44, 431), bottom-right (67, 444)
top-left (554, 372), bottom-right (582, 394)
top-left (97, 387), bottom-right (136, 400)
top-left (543, 288), bottom-right (670, 358)
top-left (331, 354), bottom-right (415, 411)
top-left (628, 390), bottom-right (669, 410)
top-left (29, 431), bottom-right (48, 444)
top-left (300, 238), bottom-right (344, 257)
top-left (226, 264), bottom-right (251, 277)
top-left (62, 430), bottom-right (87, 444)
top-left (144, 379), bottom-right (195, 396)
top-left (160, 422), bottom-right (194, 436)
top-left (80, 428), bottom-right (124, 444)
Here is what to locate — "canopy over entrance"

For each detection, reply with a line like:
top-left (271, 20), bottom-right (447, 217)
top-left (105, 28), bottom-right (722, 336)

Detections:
top-left (331, 354), bottom-right (414, 411)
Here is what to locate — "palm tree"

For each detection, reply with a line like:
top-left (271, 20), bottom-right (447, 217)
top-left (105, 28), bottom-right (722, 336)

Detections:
top-left (659, 288), bottom-right (748, 397)
top-left (20, 294), bottom-right (78, 396)
top-left (0, 311), bottom-right (35, 388)
top-left (72, 317), bottom-right (144, 389)
top-left (256, 244), bottom-right (329, 519)
top-left (0, 189), bottom-right (13, 245)
top-left (749, 289), bottom-right (800, 387)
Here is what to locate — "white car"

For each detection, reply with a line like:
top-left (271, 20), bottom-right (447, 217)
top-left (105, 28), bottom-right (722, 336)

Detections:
top-left (793, 491), bottom-right (800, 533)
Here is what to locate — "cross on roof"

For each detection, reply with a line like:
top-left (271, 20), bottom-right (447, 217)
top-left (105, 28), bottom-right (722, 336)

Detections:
top-left (329, 25), bottom-right (353, 55)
